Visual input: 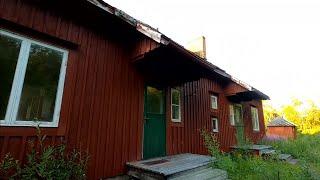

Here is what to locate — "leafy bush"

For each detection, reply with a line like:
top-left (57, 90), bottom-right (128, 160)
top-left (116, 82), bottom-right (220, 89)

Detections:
top-left (201, 129), bottom-right (308, 180)
top-left (0, 126), bottom-right (89, 180)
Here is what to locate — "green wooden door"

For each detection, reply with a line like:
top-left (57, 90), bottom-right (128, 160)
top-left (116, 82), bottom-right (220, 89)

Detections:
top-left (234, 105), bottom-right (245, 145)
top-left (143, 86), bottom-right (166, 159)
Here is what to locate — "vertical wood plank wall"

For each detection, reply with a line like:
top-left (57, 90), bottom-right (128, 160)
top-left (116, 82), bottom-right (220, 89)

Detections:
top-left (167, 78), bottom-right (265, 155)
top-left (267, 126), bottom-right (296, 139)
top-left (0, 0), bottom-right (156, 178)
top-left (0, 0), bottom-right (266, 179)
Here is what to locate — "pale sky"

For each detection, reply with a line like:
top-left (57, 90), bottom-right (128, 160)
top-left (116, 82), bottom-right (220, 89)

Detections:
top-left (105, 0), bottom-right (320, 108)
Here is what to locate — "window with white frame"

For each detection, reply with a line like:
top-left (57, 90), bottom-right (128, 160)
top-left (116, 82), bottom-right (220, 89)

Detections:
top-left (229, 105), bottom-right (235, 126)
top-left (251, 107), bottom-right (260, 131)
top-left (210, 95), bottom-right (218, 109)
top-left (212, 117), bottom-right (218, 132)
top-left (171, 88), bottom-right (181, 122)
top-left (0, 30), bottom-right (68, 127)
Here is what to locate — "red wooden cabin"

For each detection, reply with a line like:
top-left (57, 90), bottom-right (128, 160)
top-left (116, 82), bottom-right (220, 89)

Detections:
top-left (267, 117), bottom-right (297, 139)
top-left (0, 0), bottom-right (269, 178)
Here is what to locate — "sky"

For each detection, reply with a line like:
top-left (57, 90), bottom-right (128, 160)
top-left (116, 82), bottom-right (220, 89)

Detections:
top-left (105, 0), bottom-right (320, 108)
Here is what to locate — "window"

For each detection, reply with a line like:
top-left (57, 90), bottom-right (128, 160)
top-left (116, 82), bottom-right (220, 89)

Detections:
top-left (210, 95), bottom-right (218, 109)
top-left (234, 104), bottom-right (243, 125)
top-left (229, 105), bottom-right (235, 126)
top-left (212, 117), bottom-right (218, 132)
top-left (251, 107), bottom-right (260, 131)
top-left (171, 88), bottom-right (181, 122)
top-left (0, 30), bottom-right (68, 127)
top-left (146, 86), bottom-right (164, 114)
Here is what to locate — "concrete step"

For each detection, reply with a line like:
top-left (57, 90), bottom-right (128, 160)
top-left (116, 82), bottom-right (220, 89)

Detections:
top-left (231, 145), bottom-right (274, 156)
top-left (169, 167), bottom-right (227, 180)
top-left (278, 154), bottom-right (292, 161)
top-left (287, 158), bottom-right (298, 165)
top-left (260, 149), bottom-right (276, 156)
top-left (127, 153), bottom-right (222, 180)
top-left (231, 145), bottom-right (273, 151)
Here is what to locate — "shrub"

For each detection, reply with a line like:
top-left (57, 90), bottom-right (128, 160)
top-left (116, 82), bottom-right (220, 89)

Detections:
top-left (0, 126), bottom-right (89, 180)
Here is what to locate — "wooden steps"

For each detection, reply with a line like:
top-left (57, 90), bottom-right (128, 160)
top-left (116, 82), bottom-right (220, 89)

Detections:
top-left (231, 144), bottom-right (274, 155)
top-left (231, 144), bottom-right (299, 165)
top-left (278, 153), bottom-right (292, 161)
top-left (126, 153), bottom-right (227, 180)
top-left (170, 167), bottom-right (227, 180)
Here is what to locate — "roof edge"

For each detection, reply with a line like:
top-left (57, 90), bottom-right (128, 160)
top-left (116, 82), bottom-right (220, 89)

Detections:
top-left (86, 0), bottom-right (269, 100)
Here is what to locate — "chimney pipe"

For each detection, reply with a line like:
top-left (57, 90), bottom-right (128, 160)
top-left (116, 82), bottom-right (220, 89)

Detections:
top-left (186, 36), bottom-right (206, 59)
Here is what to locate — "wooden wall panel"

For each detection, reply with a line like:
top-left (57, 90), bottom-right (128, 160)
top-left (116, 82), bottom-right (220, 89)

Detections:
top-left (267, 126), bottom-right (296, 139)
top-left (0, 0), bottom-right (266, 179)
top-left (167, 78), bottom-right (266, 154)
top-left (0, 0), bottom-right (146, 179)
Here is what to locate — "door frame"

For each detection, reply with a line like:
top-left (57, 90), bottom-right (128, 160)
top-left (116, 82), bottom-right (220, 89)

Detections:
top-left (142, 85), bottom-right (167, 159)
top-left (233, 103), bottom-right (245, 145)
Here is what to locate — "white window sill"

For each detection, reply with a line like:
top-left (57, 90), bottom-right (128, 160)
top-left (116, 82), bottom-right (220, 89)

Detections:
top-left (0, 122), bottom-right (58, 128)
top-left (171, 119), bottom-right (181, 123)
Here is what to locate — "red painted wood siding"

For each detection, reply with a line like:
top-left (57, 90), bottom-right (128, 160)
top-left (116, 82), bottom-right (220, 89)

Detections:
top-left (267, 126), bottom-right (297, 139)
top-left (166, 78), bottom-right (266, 154)
top-left (0, 0), bottom-right (159, 178)
top-left (0, 0), bottom-right (266, 179)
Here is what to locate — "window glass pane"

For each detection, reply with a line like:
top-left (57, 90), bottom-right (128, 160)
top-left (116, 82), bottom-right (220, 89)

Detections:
top-left (17, 44), bottom-right (63, 122)
top-left (212, 118), bottom-right (218, 132)
top-left (251, 107), bottom-right (259, 130)
top-left (0, 34), bottom-right (21, 120)
top-left (234, 106), bottom-right (242, 125)
top-left (146, 87), bottom-right (164, 114)
top-left (172, 105), bottom-right (180, 120)
top-left (211, 95), bottom-right (217, 109)
top-left (171, 89), bottom-right (180, 105)
top-left (229, 105), bottom-right (234, 125)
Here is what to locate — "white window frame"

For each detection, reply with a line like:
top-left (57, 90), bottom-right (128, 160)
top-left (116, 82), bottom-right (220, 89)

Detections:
top-left (0, 29), bottom-right (68, 127)
top-left (212, 117), bottom-right (219, 132)
top-left (171, 88), bottom-right (181, 123)
top-left (229, 105), bottom-right (235, 126)
top-left (210, 95), bottom-right (218, 109)
top-left (251, 106), bottom-right (260, 131)
top-left (233, 104), bottom-right (243, 125)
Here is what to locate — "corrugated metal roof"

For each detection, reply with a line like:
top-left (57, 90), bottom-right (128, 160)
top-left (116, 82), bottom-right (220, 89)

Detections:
top-left (268, 117), bottom-right (296, 127)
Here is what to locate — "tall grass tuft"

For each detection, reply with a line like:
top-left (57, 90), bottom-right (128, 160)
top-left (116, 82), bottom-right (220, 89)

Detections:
top-left (263, 133), bottom-right (320, 179)
top-left (201, 129), bottom-right (312, 180)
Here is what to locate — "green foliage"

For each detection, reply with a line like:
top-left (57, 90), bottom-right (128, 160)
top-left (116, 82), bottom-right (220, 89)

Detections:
top-left (201, 129), bottom-right (309, 180)
top-left (217, 155), bottom-right (305, 180)
top-left (263, 99), bottom-right (320, 134)
top-left (263, 101), bottom-right (280, 125)
top-left (0, 126), bottom-right (89, 180)
top-left (201, 129), bottom-right (220, 157)
top-left (264, 134), bottom-right (320, 179)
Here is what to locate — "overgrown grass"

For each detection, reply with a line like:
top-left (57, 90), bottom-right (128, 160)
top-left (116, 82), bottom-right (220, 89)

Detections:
top-left (201, 130), bottom-right (319, 180)
top-left (263, 133), bottom-right (320, 179)
top-left (215, 154), bottom-right (306, 180)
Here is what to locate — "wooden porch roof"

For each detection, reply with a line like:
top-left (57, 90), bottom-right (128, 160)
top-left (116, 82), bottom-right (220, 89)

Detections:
top-left (132, 43), bottom-right (231, 87)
